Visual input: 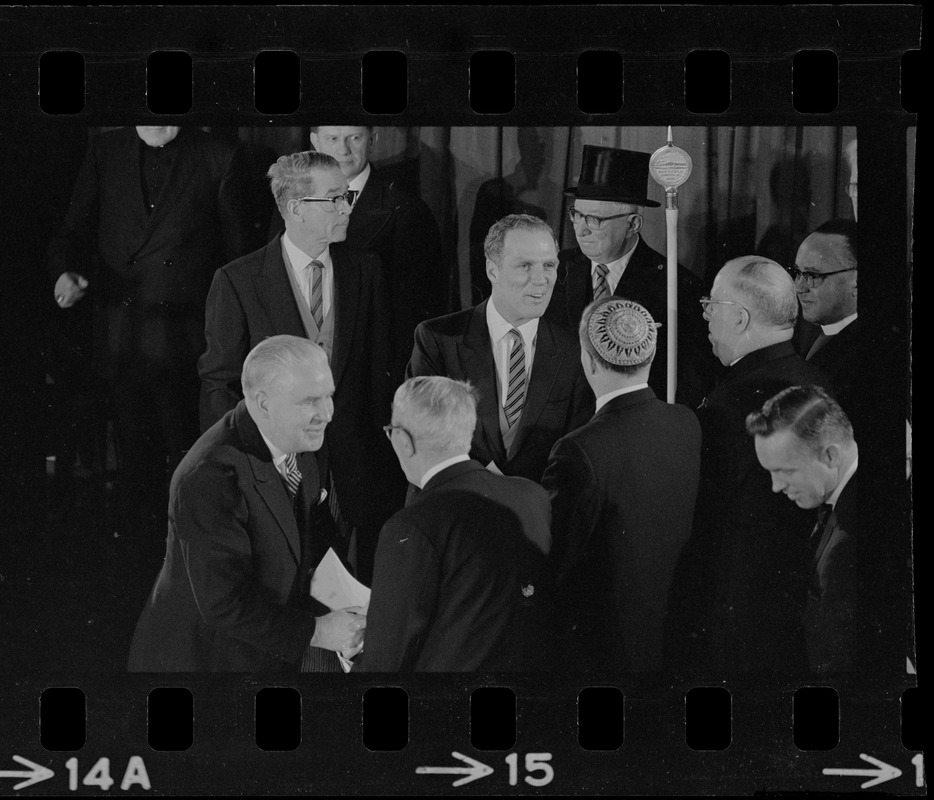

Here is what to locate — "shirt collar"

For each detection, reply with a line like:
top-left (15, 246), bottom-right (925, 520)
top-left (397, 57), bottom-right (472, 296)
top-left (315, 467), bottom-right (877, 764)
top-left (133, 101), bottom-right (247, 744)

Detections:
top-left (821, 312), bottom-right (858, 336)
top-left (595, 383), bottom-right (649, 413)
top-left (283, 232), bottom-right (332, 272)
top-left (420, 453), bottom-right (471, 489)
top-left (486, 297), bottom-right (540, 346)
top-left (259, 430), bottom-right (289, 472)
top-left (590, 234), bottom-right (640, 277)
top-left (348, 162), bottom-right (371, 194)
top-left (827, 454), bottom-right (858, 508)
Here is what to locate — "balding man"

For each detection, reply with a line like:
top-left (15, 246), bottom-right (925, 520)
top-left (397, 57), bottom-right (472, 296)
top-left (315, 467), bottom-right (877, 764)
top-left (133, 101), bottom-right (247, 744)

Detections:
top-left (668, 257), bottom-right (831, 674)
top-left (792, 220), bottom-right (858, 416)
top-left (199, 150), bottom-right (401, 584)
top-left (129, 336), bottom-right (364, 672)
top-left (358, 376), bottom-right (551, 672)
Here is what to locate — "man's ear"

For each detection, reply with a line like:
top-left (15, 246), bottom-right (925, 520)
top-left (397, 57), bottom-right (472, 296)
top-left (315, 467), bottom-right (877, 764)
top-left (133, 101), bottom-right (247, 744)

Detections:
top-left (734, 305), bottom-right (751, 334)
top-left (309, 131), bottom-right (319, 151)
top-left (583, 349), bottom-right (599, 376)
top-left (819, 443), bottom-right (841, 468)
top-left (254, 390), bottom-right (270, 418)
top-left (486, 259), bottom-right (499, 286)
top-left (629, 212), bottom-right (643, 235)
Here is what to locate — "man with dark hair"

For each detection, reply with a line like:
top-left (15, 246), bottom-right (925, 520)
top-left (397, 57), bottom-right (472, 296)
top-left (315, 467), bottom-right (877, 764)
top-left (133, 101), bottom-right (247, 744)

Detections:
top-left (407, 214), bottom-right (593, 483)
top-left (548, 145), bottom-right (714, 407)
top-left (49, 125), bottom-right (253, 524)
top-left (668, 256), bottom-right (830, 674)
top-left (358, 376), bottom-right (551, 672)
top-left (130, 336), bottom-right (365, 672)
top-left (746, 385), bottom-right (858, 673)
top-left (543, 298), bottom-right (701, 671)
top-left (198, 150), bottom-right (400, 584)
top-left (791, 219), bottom-right (858, 415)
top-left (308, 126), bottom-right (446, 384)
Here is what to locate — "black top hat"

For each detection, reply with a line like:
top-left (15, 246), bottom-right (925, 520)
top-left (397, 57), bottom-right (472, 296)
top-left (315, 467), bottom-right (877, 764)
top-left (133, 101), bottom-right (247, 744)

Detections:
top-left (563, 145), bottom-right (661, 207)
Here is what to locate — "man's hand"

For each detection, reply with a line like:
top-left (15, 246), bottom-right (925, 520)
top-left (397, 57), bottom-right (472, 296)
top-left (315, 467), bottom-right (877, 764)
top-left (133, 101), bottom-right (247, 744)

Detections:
top-left (309, 606), bottom-right (366, 653)
top-left (54, 272), bottom-right (89, 308)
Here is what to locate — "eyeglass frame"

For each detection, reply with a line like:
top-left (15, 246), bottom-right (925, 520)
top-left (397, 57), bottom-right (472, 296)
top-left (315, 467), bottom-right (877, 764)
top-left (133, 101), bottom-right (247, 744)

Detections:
top-left (297, 189), bottom-right (359, 210)
top-left (567, 207), bottom-right (640, 230)
top-left (699, 295), bottom-right (748, 318)
top-left (787, 266), bottom-right (857, 289)
top-left (382, 423), bottom-right (417, 451)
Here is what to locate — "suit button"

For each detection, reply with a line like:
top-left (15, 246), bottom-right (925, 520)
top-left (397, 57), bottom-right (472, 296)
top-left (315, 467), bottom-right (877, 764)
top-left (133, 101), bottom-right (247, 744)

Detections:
top-left (657, 263), bottom-right (663, 270)
top-left (163, 259), bottom-right (173, 267)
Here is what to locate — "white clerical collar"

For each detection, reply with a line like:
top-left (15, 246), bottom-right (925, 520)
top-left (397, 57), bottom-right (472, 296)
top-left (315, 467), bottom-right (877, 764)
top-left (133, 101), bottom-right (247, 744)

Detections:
top-left (348, 162), bottom-right (371, 195)
top-left (821, 312), bottom-right (858, 336)
top-left (283, 232), bottom-right (332, 273)
top-left (420, 453), bottom-right (471, 489)
top-left (486, 297), bottom-right (539, 348)
top-left (259, 430), bottom-right (289, 473)
top-left (595, 383), bottom-right (649, 413)
top-left (590, 234), bottom-right (640, 286)
top-left (827, 454), bottom-right (858, 508)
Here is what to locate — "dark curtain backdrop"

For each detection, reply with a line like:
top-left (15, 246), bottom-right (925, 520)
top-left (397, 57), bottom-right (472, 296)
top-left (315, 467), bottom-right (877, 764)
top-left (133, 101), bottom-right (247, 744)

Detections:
top-left (234, 125), bottom-right (867, 308)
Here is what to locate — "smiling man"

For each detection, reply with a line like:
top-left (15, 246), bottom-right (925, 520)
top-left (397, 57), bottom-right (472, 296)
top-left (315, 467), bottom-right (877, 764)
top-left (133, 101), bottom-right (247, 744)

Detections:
top-left (199, 151), bottom-right (402, 585)
top-left (130, 336), bottom-right (365, 672)
top-left (407, 214), bottom-right (592, 482)
top-left (547, 145), bottom-right (714, 407)
top-left (746, 384), bottom-right (858, 673)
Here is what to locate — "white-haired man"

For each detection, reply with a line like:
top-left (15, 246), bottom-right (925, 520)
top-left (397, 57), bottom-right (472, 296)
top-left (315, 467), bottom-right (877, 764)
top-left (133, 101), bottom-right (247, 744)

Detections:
top-left (668, 257), bottom-right (831, 674)
top-left (357, 376), bottom-right (552, 672)
top-left (130, 336), bottom-right (364, 671)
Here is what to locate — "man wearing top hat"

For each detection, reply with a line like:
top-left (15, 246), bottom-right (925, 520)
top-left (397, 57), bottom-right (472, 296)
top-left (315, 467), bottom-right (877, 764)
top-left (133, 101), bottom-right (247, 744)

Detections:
top-left (543, 298), bottom-right (701, 672)
top-left (548, 145), bottom-right (714, 408)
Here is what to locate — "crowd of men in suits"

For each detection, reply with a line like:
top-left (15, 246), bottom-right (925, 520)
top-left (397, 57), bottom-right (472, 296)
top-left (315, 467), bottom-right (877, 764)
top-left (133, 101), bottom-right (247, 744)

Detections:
top-left (49, 128), bottom-right (861, 674)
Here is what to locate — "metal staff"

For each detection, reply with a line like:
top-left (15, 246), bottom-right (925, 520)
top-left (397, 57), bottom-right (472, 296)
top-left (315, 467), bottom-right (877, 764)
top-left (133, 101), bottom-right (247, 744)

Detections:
top-left (649, 127), bottom-right (693, 404)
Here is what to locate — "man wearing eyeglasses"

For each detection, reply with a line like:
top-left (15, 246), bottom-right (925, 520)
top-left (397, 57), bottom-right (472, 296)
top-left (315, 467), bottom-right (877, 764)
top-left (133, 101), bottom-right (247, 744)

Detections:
top-left (199, 151), bottom-right (402, 584)
top-left (668, 256), bottom-right (830, 674)
top-left (548, 145), bottom-right (714, 408)
top-left (791, 220), bottom-right (858, 417)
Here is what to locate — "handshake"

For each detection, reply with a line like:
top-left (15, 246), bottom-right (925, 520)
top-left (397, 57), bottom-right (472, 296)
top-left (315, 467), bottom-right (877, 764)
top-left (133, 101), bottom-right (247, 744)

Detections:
top-left (310, 606), bottom-right (367, 659)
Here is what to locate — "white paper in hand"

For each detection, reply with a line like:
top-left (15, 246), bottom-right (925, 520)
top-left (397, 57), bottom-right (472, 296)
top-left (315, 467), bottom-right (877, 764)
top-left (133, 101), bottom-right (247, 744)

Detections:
top-left (310, 547), bottom-right (371, 610)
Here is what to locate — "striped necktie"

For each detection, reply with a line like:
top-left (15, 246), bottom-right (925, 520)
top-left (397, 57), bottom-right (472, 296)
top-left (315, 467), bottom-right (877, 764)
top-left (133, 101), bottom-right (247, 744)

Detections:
top-left (593, 263), bottom-right (610, 301)
top-left (283, 452), bottom-right (302, 500)
top-left (503, 328), bottom-right (527, 429)
top-left (308, 260), bottom-right (324, 329)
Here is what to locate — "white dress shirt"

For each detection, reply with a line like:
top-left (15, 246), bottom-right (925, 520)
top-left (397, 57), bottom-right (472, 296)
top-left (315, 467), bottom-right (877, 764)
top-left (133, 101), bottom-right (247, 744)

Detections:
top-left (486, 299), bottom-right (538, 407)
top-left (821, 312), bottom-right (858, 336)
top-left (419, 453), bottom-right (471, 489)
top-left (283, 233), bottom-right (333, 319)
top-left (591, 234), bottom-right (641, 295)
top-left (348, 162), bottom-right (371, 196)
top-left (594, 383), bottom-right (650, 413)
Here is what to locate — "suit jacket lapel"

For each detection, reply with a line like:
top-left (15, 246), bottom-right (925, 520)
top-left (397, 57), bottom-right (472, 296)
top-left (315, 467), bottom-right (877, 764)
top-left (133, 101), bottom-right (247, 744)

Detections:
top-left (566, 251), bottom-right (590, 324)
top-left (234, 403), bottom-right (301, 564)
top-left (461, 302), bottom-right (506, 464)
top-left (138, 130), bottom-right (199, 249)
top-left (508, 318), bottom-right (561, 458)
top-left (329, 247), bottom-right (361, 390)
top-left (252, 239), bottom-right (307, 337)
top-left (347, 174), bottom-right (392, 249)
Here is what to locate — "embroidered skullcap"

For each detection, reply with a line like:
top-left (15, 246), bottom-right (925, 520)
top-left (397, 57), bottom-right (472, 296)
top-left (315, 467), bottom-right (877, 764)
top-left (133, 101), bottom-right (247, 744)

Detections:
top-left (587, 298), bottom-right (661, 366)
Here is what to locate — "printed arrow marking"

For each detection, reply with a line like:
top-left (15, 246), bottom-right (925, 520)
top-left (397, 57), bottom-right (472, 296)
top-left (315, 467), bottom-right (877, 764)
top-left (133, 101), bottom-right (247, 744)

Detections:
top-left (0, 755), bottom-right (55, 791)
top-left (416, 751), bottom-right (493, 787)
top-left (823, 753), bottom-right (902, 789)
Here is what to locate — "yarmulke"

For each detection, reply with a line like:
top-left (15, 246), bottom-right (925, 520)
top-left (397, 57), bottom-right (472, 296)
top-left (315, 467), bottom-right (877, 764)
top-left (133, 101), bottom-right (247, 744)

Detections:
top-left (587, 298), bottom-right (661, 366)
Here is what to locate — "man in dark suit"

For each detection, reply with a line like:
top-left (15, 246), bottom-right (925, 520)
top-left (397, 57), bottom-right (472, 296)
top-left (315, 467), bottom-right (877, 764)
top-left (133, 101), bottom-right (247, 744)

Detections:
top-left (548, 145), bottom-right (714, 408)
top-left (49, 125), bottom-right (252, 519)
top-left (668, 256), bottom-right (830, 674)
top-left (129, 336), bottom-right (365, 671)
top-left (746, 385), bottom-right (858, 674)
top-left (543, 298), bottom-right (701, 672)
top-left (791, 220), bottom-right (858, 417)
top-left (309, 126), bottom-right (446, 383)
top-left (357, 376), bottom-right (551, 672)
top-left (198, 150), bottom-right (401, 584)
top-left (407, 214), bottom-right (593, 483)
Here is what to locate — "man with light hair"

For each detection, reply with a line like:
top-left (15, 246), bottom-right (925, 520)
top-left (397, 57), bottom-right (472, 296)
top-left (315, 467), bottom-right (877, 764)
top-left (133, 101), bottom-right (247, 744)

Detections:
top-left (668, 256), bottom-right (831, 674)
top-left (199, 150), bottom-right (400, 584)
top-left (548, 144), bottom-right (713, 407)
top-left (357, 376), bottom-right (552, 672)
top-left (130, 336), bottom-right (365, 672)
top-left (544, 298), bottom-right (701, 672)
top-left (407, 213), bottom-right (592, 484)
top-left (747, 385), bottom-right (858, 673)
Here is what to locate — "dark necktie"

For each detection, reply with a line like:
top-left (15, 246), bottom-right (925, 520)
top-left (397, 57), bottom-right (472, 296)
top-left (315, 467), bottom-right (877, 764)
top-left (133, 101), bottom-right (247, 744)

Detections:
top-left (504, 328), bottom-right (527, 429)
top-left (807, 332), bottom-right (833, 360)
top-left (308, 260), bottom-right (324, 329)
top-left (810, 502), bottom-right (834, 542)
top-left (593, 263), bottom-right (610, 301)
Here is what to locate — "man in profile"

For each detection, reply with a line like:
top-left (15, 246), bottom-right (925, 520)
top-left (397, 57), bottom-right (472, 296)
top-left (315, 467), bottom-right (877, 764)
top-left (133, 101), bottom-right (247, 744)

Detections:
top-left (747, 385), bottom-right (858, 673)
top-left (357, 376), bottom-right (551, 672)
top-left (407, 214), bottom-right (592, 483)
top-left (130, 336), bottom-right (364, 672)
top-left (544, 298), bottom-right (701, 672)
top-left (669, 256), bottom-right (829, 674)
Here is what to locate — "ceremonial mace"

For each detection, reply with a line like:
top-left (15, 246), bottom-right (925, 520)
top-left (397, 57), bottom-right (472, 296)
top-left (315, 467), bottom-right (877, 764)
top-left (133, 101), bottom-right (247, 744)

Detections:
top-left (649, 127), bottom-right (693, 404)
